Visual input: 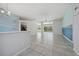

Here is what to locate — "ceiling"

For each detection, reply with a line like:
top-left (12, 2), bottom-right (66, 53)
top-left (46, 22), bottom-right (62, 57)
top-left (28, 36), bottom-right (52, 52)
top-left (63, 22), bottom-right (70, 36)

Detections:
top-left (0, 3), bottom-right (73, 21)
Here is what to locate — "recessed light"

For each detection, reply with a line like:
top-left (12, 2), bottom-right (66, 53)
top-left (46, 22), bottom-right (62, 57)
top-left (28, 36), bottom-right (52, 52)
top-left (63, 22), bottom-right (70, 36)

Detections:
top-left (7, 11), bottom-right (11, 16)
top-left (1, 10), bottom-right (5, 13)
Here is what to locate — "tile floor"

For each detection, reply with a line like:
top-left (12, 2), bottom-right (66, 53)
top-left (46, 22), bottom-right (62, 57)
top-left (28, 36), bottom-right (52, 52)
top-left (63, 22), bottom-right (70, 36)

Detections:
top-left (18, 32), bottom-right (77, 56)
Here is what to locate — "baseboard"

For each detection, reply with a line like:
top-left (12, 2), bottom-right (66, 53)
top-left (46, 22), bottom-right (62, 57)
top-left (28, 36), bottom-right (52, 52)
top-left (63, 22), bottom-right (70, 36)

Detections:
top-left (73, 48), bottom-right (79, 56)
top-left (13, 47), bottom-right (30, 56)
top-left (63, 35), bottom-right (72, 43)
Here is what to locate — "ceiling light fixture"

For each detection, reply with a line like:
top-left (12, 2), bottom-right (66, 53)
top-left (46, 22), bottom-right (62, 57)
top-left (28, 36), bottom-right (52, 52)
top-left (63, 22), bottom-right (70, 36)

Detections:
top-left (1, 10), bottom-right (5, 13)
top-left (0, 8), bottom-right (6, 14)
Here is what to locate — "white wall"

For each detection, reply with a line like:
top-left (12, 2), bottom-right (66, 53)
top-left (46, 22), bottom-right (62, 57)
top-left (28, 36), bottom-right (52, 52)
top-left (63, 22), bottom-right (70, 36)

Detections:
top-left (19, 20), bottom-right (38, 34)
top-left (73, 4), bottom-right (79, 55)
top-left (26, 21), bottom-right (38, 35)
top-left (19, 20), bottom-right (38, 44)
top-left (0, 32), bottom-right (32, 56)
top-left (53, 19), bottom-right (62, 35)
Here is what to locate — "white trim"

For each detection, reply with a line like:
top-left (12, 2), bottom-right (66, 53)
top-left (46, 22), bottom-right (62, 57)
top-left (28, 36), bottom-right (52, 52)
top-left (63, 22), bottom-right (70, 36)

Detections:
top-left (63, 35), bottom-right (72, 43)
top-left (73, 48), bottom-right (79, 56)
top-left (13, 47), bottom-right (30, 56)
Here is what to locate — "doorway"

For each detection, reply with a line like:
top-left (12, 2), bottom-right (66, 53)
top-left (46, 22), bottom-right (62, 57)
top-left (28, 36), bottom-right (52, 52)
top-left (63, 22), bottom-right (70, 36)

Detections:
top-left (36, 21), bottom-right (53, 45)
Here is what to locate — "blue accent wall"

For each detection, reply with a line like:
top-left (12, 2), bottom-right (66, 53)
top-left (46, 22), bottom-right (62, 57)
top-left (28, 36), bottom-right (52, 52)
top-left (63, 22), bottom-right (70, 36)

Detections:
top-left (0, 15), bottom-right (19, 32)
top-left (62, 25), bottom-right (72, 40)
top-left (62, 4), bottom-right (74, 41)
